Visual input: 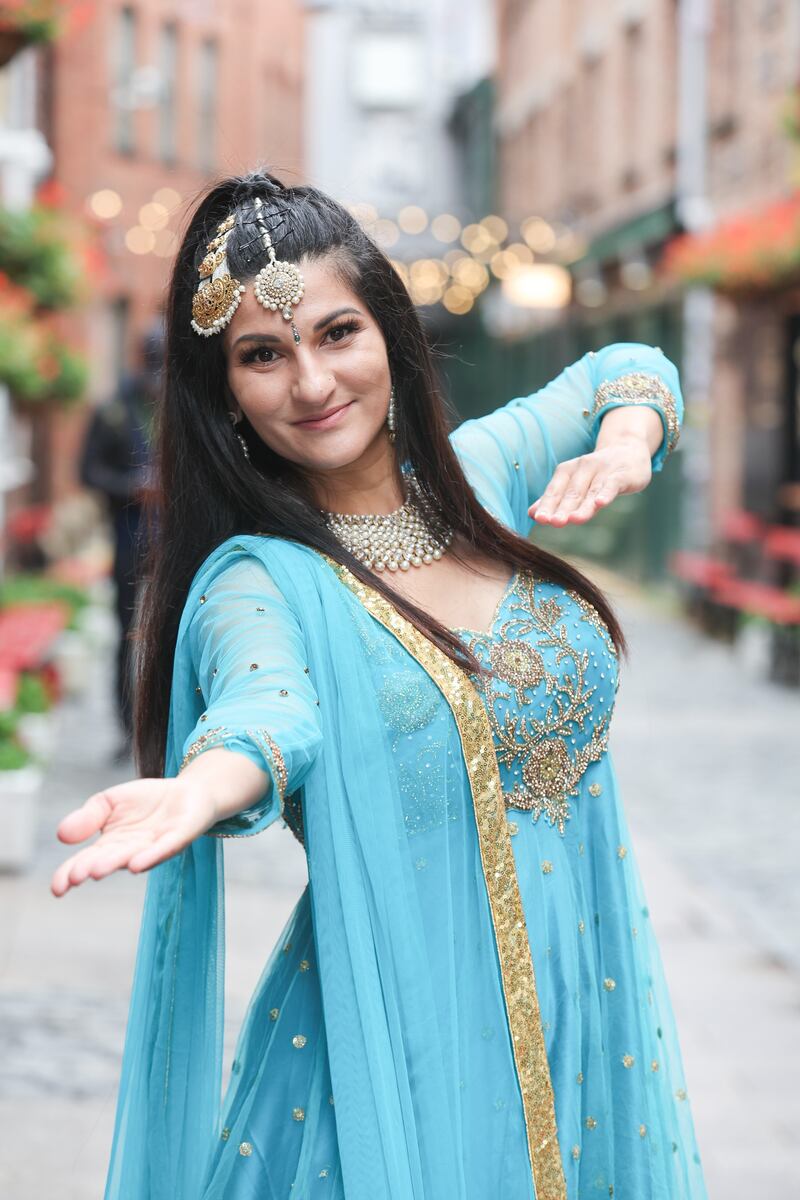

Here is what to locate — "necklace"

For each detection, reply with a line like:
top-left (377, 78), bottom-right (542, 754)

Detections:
top-left (322, 471), bottom-right (453, 572)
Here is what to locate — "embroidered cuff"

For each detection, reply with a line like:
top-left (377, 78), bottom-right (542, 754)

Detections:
top-left (591, 371), bottom-right (680, 465)
top-left (179, 725), bottom-right (288, 837)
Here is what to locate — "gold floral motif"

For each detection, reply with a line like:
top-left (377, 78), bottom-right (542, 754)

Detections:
top-left (489, 639), bottom-right (546, 701)
top-left (467, 572), bottom-right (613, 836)
top-left (327, 557), bottom-right (566, 1200)
top-left (591, 371), bottom-right (680, 455)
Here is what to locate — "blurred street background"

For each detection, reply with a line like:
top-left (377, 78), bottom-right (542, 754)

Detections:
top-left (0, 0), bottom-right (799, 1196)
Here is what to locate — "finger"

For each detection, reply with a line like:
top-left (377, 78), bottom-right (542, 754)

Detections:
top-left (57, 791), bottom-right (114, 844)
top-left (129, 828), bottom-right (189, 874)
top-left (51, 850), bottom-right (84, 897)
top-left (88, 842), bottom-right (143, 881)
top-left (567, 479), bottom-right (620, 523)
top-left (530, 463), bottom-right (578, 521)
top-left (547, 465), bottom-right (600, 523)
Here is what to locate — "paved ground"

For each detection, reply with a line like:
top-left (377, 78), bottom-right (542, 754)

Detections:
top-left (0, 579), bottom-right (798, 1198)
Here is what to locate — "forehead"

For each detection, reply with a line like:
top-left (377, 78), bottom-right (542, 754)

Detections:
top-left (223, 255), bottom-right (365, 345)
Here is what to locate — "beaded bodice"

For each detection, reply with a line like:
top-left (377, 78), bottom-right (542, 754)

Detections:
top-left (456, 570), bottom-right (619, 836)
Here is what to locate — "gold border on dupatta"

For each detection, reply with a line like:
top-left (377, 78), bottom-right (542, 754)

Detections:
top-left (327, 559), bottom-right (567, 1200)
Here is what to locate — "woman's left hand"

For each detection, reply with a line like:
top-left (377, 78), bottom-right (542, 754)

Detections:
top-left (528, 437), bottom-right (653, 526)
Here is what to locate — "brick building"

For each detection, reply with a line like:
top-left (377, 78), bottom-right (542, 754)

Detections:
top-left (42, 0), bottom-right (305, 502)
top-left (492, 0), bottom-right (800, 568)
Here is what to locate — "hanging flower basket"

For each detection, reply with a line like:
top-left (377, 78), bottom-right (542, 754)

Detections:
top-left (0, 274), bottom-right (88, 406)
top-left (661, 193), bottom-right (800, 291)
top-left (0, 2), bottom-right (62, 65)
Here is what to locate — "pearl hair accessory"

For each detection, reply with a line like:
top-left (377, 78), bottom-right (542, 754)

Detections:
top-left (322, 470), bottom-right (454, 573)
top-left (190, 213), bottom-right (246, 336)
top-left (190, 195), bottom-right (305, 344)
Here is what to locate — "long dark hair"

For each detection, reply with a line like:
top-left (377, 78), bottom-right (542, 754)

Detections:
top-left (135, 168), bottom-right (626, 776)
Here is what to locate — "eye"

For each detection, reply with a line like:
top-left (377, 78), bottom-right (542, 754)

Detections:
top-left (325, 319), bottom-right (360, 343)
top-left (238, 345), bottom-right (278, 366)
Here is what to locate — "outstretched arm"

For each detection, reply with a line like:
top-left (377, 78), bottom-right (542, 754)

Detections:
top-left (450, 342), bottom-right (682, 535)
top-left (51, 557), bottom-right (322, 895)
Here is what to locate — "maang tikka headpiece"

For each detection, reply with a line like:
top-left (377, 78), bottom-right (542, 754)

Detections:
top-left (190, 213), bottom-right (245, 337)
top-left (190, 195), bottom-right (306, 343)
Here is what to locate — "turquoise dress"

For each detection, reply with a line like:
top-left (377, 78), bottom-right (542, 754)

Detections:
top-left (103, 344), bottom-right (707, 1200)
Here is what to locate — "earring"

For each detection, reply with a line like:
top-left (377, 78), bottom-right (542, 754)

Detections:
top-left (228, 411), bottom-right (250, 461)
top-left (387, 384), bottom-right (396, 444)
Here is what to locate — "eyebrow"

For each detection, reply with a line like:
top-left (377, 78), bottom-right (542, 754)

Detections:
top-left (231, 306), bottom-right (363, 350)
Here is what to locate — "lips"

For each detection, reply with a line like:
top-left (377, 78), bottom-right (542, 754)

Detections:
top-left (293, 401), bottom-right (354, 430)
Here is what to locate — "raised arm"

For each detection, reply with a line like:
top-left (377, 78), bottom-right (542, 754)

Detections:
top-left (450, 342), bottom-right (682, 536)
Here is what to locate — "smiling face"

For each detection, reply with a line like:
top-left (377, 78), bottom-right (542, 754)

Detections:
top-left (223, 254), bottom-right (394, 485)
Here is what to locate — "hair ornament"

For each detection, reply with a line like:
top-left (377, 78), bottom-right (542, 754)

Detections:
top-left (252, 195), bottom-right (305, 345)
top-left (190, 212), bottom-right (245, 337)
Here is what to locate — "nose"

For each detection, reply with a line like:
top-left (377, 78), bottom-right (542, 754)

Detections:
top-left (290, 348), bottom-right (336, 412)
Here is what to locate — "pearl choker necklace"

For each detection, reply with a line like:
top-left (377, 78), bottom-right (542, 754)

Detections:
top-left (322, 472), bottom-right (453, 572)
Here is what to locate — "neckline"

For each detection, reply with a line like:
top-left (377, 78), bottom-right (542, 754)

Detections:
top-left (449, 569), bottom-right (521, 640)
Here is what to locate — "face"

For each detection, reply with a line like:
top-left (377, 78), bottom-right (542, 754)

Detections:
top-left (223, 254), bottom-right (393, 478)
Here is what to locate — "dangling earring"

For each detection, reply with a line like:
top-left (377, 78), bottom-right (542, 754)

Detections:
top-left (387, 384), bottom-right (396, 444)
top-left (228, 411), bottom-right (250, 461)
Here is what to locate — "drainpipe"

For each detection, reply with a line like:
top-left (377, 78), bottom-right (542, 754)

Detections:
top-left (676, 0), bottom-right (714, 552)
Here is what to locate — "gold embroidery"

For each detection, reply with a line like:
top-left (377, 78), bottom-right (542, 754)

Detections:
top-left (591, 371), bottom-right (680, 455)
top-left (180, 726), bottom-right (227, 769)
top-left (181, 724), bottom-right (289, 838)
top-left (327, 557), bottom-right (566, 1200)
top-left (465, 573), bottom-right (613, 835)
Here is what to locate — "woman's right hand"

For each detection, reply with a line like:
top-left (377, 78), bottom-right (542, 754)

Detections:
top-left (50, 776), bottom-right (218, 897)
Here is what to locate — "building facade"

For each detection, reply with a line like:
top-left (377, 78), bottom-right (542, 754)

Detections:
top-left (493, 0), bottom-right (800, 572)
top-left (43, 0), bottom-right (305, 502)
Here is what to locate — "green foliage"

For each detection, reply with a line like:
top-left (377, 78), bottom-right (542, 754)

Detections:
top-left (15, 671), bottom-right (50, 714)
top-left (0, 206), bottom-right (84, 310)
top-left (0, 738), bottom-right (31, 771)
top-left (0, 572), bottom-right (89, 626)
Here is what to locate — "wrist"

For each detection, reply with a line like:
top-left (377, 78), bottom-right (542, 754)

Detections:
top-left (596, 405), bottom-right (664, 458)
top-left (179, 747), bottom-right (269, 825)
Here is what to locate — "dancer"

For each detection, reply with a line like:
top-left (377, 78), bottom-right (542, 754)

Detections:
top-left (52, 170), bottom-right (706, 1200)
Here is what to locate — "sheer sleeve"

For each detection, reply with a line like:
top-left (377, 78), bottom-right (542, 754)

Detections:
top-left (179, 556), bottom-right (323, 838)
top-left (450, 341), bottom-right (683, 536)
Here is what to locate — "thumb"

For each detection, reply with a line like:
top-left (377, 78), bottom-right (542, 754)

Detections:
top-left (57, 790), bottom-right (114, 844)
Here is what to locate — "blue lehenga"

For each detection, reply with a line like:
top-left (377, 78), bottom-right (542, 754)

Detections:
top-left (104, 344), bottom-right (707, 1200)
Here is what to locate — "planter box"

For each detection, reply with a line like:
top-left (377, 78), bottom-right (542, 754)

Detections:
top-left (16, 709), bottom-right (59, 763)
top-left (0, 764), bottom-right (43, 871)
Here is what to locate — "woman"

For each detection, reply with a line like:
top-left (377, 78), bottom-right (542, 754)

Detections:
top-left (52, 171), bottom-right (707, 1200)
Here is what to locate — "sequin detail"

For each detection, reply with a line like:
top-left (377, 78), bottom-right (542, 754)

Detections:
top-left (461, 573), bottom-right (614, 835)
top-left (592, 371), bottom-right (680, 455)
top-left (327, 557), bottom-right (566, 1200)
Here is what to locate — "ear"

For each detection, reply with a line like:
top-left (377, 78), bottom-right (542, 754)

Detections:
top-left (224, 381), bottom-right (242, 423)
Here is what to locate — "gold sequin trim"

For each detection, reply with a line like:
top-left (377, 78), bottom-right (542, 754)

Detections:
top-left (591, 371), bottom-right (680, 455)
top-left (180, 725), bottom-right (227, 769)
top-left (327, 557), bottom-right (566, 1200)
top-left (180, 724), bottom-right (288, 838)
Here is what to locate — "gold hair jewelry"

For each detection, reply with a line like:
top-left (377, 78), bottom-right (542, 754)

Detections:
top-left (191, 214), bottom-right (246, 337)
top-left (252, 196), bottom-right (305, 345)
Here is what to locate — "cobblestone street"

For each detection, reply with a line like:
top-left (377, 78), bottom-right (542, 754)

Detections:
top-left (0, 577), bottom-right (798, 1199)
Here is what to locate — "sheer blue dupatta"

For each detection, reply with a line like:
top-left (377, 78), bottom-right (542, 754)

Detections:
top-left (104, 537), bottom-right (469, 1200)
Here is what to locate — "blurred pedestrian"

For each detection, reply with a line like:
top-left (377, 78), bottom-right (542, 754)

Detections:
top-left (79, 323), bottom-right (162, 760)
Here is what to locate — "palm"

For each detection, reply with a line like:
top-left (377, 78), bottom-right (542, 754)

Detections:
top-left (529, 441), bottom-right (653, 525)
top-left (50, 777), bottom-right (215, 897)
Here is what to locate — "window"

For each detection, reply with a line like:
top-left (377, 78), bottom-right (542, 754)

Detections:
top-left (196, 37), bottom-right (217, 171)
top-left (113, 6), bottom-right (137, 154)
top-left (158, 22), bottom-right (178, 164)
